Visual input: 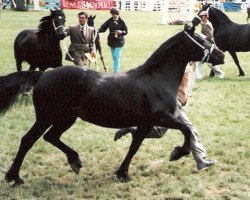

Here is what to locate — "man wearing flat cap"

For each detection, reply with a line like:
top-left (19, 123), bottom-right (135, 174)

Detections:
top-left (196, 10), bottom-right (225, 79)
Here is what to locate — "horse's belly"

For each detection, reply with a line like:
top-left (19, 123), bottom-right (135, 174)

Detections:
top-left (74, 106), bottom-right (142, 128)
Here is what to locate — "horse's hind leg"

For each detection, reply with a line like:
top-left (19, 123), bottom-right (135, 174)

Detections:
top-left (116, 126), bottom-right (151, 182)
top-left (5, 120), bottom-right (50, 186)
top-left (29, 65), bottom-right (36, 71)
top-left (43, 117), bottom-right (82, 174)
top-left (229, 51), bottom-right (245, 76)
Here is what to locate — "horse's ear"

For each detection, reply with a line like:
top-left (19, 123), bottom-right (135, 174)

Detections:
top-left (50, 7), bottom-right (56, 13)
top-left (93, 15), bottom-right (96, 20)
top-left (50, 5), bottom-right (61, 12)
top-left (203, 2), bottom-right (211, 10)
top-left (184, 24), bottom-right (195, 35)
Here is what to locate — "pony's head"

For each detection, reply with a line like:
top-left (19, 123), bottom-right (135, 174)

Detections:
top-left (88, 15), bottom-right (96, 27)
top-left (50, 9), bottom-right (66, 40)
top-left (183, 25), bottom-right (224, 65)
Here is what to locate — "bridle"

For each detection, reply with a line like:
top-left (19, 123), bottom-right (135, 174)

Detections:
top-left (184, 31), bottom-right (215, 63)
top-left (52, 16), bottom-right (66, 32)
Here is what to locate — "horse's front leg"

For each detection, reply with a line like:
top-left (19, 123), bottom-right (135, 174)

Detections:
top-left (157, 112), bottom-right (191, 161)
top-left (115, 125), bottom-right (152, 182)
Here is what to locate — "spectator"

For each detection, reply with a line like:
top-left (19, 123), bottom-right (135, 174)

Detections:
top-left (196, 11), bottom-right (225, 79)
top-left (98, 8), bottom-right (128, 73)
top-left (219, 0), bottom-right (225, 12)
top-left (64, 11), bottom-right (96, 66)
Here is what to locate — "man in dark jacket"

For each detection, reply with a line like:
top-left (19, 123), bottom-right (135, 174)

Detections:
top-left (98, 8), bottom-right (128, 73)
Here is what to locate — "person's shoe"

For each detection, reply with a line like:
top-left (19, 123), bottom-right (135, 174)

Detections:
top-left (218, 72), bottom-right (225, 79)
top-left (197, 159), bottom-right (217, 171)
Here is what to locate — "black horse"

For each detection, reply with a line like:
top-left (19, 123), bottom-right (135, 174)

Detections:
top-left (88, 15), bottom-right (107, 72)
top-left (247, 7), bottom-right (250, 23)
top-left (192, 4), bottom-right (250, 76)
top-left (14, 9), bottom-right (66, 71)
top-left (0, 25), bottom-right (224, 186)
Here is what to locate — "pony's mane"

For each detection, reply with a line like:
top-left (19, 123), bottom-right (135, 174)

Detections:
top-left (37, 15), bottom-right (52, 36)
top-left (37, 10), bottom-right (65, 37)
top-left (129, 31), bottom-right (184, 74)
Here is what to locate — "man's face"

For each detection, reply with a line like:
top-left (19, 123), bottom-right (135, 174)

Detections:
top-left (78, 14), bottom-right (88, 26)
top-left (200, 15), bottom-right (208, 23)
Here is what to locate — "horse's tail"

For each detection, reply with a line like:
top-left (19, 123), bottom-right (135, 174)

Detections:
top-left (14, 36), bottom-right (22, 72)
top-left (0, 71), bottom-right (43, 115)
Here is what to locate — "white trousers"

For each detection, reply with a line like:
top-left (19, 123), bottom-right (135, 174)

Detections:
top-left (196, 61), bottom-right (224, 79)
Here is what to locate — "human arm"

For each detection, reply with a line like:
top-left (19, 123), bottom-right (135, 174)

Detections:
top-left (114, 19), bottom-right (128, 35)
top-left (98, 19), bottom-right (110, 33)
top-left (202, 23), bottom-right (213, 42)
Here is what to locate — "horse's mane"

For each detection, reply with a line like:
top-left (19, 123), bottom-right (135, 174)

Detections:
top-left (129, 31), bottom-right (184, 75)
top-left (37, 15), bottom-right (53, 37)
top-left (209, 6), bottom-right (232, 23)
top-left (37, 10), bottom-right (65, 37)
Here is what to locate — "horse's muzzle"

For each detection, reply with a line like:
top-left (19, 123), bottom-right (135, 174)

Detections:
top-left (58, 33), bottom-right (66, 40)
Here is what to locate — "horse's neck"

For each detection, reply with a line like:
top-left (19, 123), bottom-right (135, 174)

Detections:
top-left (38, 28), bottom-right (60, 45)
top-left (134, 53), bottom-right (187, 90)
top-left (130, 35), bottom-right (190, 94)
top-left (156, 58), bottom-right (187, 88)
top-left (37, 21), bottom-right (59, 42)
top-left (210, 9), bottom-right (233, 29)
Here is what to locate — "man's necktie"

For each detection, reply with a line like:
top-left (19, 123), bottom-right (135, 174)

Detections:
top-left (81, 26), bottom-right (85, 39)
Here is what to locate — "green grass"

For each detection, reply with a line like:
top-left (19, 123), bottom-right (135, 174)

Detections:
top-left (0, 9), bottom-right (250, 199)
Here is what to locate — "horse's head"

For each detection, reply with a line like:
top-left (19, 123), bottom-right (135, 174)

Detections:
top-left (183, 25), bottom-right (224, 65)
top-left (50, 9), bottom-right (66, 40)
top-left (88, 15), bottom-right (96, 27)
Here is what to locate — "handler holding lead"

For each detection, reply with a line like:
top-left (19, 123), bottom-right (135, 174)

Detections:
top-left (64, 11), bottom-right (96, 66)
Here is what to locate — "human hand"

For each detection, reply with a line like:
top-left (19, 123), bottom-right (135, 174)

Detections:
top-left (115, 30), bottom-right (123, 34)
top-left (91, 51), bottom-right (96, 58)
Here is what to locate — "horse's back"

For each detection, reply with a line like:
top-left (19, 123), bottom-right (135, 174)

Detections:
top-left (15, 29), bottom-right (37, 46)
top-left (14, 29), bottom-right (37, 58)
top-left (33, 66), bottom-right (90, 120)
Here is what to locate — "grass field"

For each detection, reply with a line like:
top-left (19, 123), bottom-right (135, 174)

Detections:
top-left (0, 8), bottom-right (249, 200)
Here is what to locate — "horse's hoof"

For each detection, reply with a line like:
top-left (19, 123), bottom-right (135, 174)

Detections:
top-left (239, 73), bottom-right (245, 77)
top-left (169, 146), bottom-right (190, 161)
top-left (114, 130), bottom-right (123, 141)
top-left (5, 173), bottom-right (24, 186)
top-left (12, 178), bottom-right (25, 187)
top-left (115, 170), bottom-right (132, 182)
top-left (70, 160), bottom-right (82, 174)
